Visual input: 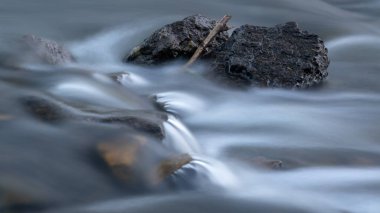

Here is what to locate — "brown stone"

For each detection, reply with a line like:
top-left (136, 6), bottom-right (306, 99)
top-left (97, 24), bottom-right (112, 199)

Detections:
top-left (97, 137), bottom-right (192, 186)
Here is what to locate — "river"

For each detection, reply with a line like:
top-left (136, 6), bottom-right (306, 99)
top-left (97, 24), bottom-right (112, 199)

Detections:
top-left (0, 0), bottom-right (380, 212)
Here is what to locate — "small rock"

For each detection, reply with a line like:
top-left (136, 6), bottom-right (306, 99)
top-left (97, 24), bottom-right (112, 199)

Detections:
top-left (97, 137), bottom-right (144, 184)
top-left (209, 22), bottom-right (329, 88)
top-left (97, 137), bottom-right (192, 187)
top-left (155, 153), bottom-right (192, 183)
top-left (108, 72), bottom-right (131, 85)
top-left (98, 115), bottom-right (166, 140)
top-left (21, 34), bottom-right (75, 65)
top-left (20, 96), bottom-right (65, 123)
top-left (251, 156), bottom-right (283, 170)
top-left (126, 15), bottom-right (229, 65)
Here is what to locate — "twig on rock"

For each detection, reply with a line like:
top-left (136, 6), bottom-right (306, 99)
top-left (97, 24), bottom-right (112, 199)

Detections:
top-left (183, 15), bottom-right (232, 70)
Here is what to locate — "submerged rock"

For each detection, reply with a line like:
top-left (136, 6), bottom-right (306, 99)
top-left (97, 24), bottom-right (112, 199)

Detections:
top-left (97, 137), bottom-right (192, 187)
top-left (19, 96), bottom-right (166, 139)
top-left (126, 14), bottom-right (229, 65)
top-left (20, 96), bottom-right (65, 123)
top-left (0, 189), bottom-right (46, 213)
top-left (209, 22), bottom-right (329, 88)
top-left (98, 115), bottom-right (166, 140)
top-left (108, 72), bottom-right (131, 85)
top-left (21, 34), bottom-right (75, 65)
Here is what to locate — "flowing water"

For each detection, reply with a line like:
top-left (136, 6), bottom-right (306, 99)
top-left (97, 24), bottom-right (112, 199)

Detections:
top-left (1, 0), bottom-right (380, 212)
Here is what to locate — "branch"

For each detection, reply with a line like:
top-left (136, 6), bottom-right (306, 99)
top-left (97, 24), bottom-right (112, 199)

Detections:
top-left (183, 15), bottom-right (232, 70)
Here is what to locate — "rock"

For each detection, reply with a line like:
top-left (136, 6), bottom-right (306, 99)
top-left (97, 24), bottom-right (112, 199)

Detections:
top-left (107, 72), bottom-right (149, 87)
top-left (97, 137), bottom-right (192, 187)
top-left (98, 115), bottom-right (166, 140)
top-left (19, 96), bottom-right (166, 139)
top-left (209, 22), bottom-right (329, 88)
top-left (20, 96), bottom-right (65, 123)
top-left (108, 72), bottom-right (131, 85)
top-left (21, 34), bottom-right (75, 65)
top-left (97, 137), bottom-right (145, 184)
top-left (249, 156), bottom-right (283, 170)
top-left (126, 15), bottom-right (229, 65)
top-left (155, 154), bottom-right (192, 183)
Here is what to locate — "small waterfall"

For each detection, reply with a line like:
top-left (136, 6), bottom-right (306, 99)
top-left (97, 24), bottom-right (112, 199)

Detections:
top-left (163, 115), bottom-right (201, 154)
top-left (163, 114), bottom-right (238, 190)
top-left (164, 154), bottom-right (239, 190)
top-left (190, 155), bottom-right (239, 189)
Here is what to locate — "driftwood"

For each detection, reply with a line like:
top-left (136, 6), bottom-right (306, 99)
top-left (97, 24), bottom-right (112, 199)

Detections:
top-left (183, 15), bottom-right (231, 70)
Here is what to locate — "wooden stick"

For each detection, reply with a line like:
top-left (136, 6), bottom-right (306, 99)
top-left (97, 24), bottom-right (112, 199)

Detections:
top-left (183, 15), bottom-right (231, 70)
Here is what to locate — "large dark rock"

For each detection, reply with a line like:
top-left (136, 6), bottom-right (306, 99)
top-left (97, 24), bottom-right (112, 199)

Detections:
top-left (209, 22), bottom-right (329, 88)
top-left (126, 15), bottom-right (229, 65)
top-left (21, 34), bottom-right (75, 65)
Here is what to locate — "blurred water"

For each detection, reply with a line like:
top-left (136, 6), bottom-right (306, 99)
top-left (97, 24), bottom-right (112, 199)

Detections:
top-left (0, 0), bottom-right (380, 213)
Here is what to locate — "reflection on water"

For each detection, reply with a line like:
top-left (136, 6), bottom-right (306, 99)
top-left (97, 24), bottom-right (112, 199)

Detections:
top-left (0, 0), bottom-right (380, 212)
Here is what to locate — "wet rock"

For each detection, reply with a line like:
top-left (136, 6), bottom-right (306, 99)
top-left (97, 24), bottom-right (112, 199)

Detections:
top-left (20, 96), bottom-right (65, 123)
top-left (97, 137), bottom-right (145, 184)
top-left (156, 153), bottom-right (192, 182)
top-left (97, 137), bottom-right (192, 188)
top-left (225, 146), bottom-right (380, 170)
top-left (126, 15), bottom-right (229, 65)
top-left (21, 34), bottom-right (75, 65)
top-left (108, 72), bottom-right (131, 85)
top-left (19, 96), bottom-right (166, 138)
top-left (107, 71), bottom-right (149, 87)
top-left (99, 115), bottom-right (166, 140)
top-left (244, 156), bottom-right (283, 170)
top-left (209, 22), bottom-right (329, 88)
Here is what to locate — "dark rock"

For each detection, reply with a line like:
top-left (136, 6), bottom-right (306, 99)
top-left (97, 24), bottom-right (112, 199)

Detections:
top-left (209, 22), bottom-right (329, 88)
top-left (98, 115), bottom-right (166, 140)
top-left (21, 34), bottom-right (75, 65)
top-left (19, 96), bottom-right (166, 139)
top-left (126, 15), bottom-right (229, 65)
top-left (20, 96), bottom-right (65, 123)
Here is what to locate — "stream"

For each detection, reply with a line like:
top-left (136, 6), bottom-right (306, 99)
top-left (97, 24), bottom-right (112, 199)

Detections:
top-left (1, 0), bottom-right (380, 212)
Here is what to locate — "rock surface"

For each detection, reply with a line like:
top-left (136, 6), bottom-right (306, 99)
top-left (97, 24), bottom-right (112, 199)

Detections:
top-left (20, 96), bottom-right (65, 122)
top-left (126, 15), bottom-right (229, 65)
top-left (97, 137), bottom-right (192, 187)
top-left (98, 115), bottom-right (166, 140)
top-left (20, 96), bottom-right (166, 139)
top-left (21, 34), bottom-right (75, 65)
top-left (209, 22), bottom-right (329, 88)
